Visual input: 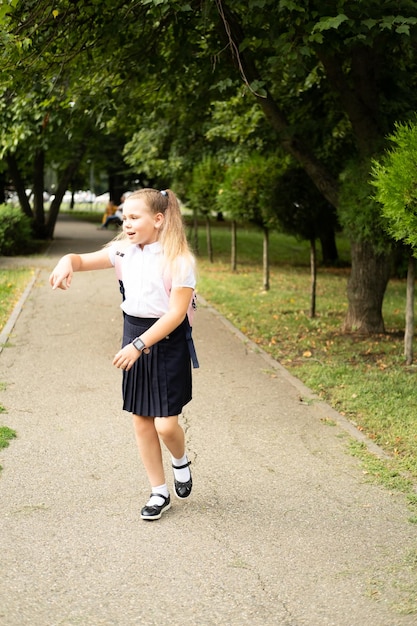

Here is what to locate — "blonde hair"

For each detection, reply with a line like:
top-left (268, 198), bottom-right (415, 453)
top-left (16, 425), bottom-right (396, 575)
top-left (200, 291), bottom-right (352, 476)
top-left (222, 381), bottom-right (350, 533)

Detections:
top-left (127, 188), bottom-right (195, 278)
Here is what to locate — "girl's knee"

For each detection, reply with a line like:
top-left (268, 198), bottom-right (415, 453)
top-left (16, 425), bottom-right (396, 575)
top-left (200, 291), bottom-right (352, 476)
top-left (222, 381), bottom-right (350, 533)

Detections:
top-left (154, 415), bottom-right (180, 439)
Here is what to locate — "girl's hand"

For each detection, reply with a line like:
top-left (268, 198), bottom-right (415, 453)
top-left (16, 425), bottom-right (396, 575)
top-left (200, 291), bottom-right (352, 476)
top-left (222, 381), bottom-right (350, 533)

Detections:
top-left (113, 343), bottom-right (149, 371)
top-left (49, 258), bottom-right (74, 290)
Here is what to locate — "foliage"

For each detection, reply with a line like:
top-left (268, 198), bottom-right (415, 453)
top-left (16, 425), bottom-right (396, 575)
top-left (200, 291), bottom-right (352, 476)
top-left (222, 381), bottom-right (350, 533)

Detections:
top-left (372, 120), bottom-right (417, 252)
top-left (3, 0), bottom-right (417, 333)
top-left (0, 204), bottom-right (34, 255)
top-left (204, 95), bottom-right (270, 163)
top-left (270, 166), bottom-right (339, 242)
top-left (338, 159), bottom-right (392, 252)
top-left (187, 156), bottom-right (225, 216)
top-left (217, 153), bottom-right (282, 227)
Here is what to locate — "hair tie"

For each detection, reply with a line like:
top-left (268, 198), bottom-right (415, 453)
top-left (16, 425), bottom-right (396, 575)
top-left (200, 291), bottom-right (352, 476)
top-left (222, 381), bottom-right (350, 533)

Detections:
top-left (160, 190), bottom-right (168, 196)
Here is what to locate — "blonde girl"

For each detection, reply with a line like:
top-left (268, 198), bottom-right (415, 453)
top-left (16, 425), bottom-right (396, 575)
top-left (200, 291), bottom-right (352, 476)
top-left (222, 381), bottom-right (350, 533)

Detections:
top-left (50, 189), bottom-right (197, 521)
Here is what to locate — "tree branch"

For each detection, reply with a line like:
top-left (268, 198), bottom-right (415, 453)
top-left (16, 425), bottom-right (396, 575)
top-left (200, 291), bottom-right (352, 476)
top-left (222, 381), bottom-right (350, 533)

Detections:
top-left (214, 0), bottom-right (340, 208)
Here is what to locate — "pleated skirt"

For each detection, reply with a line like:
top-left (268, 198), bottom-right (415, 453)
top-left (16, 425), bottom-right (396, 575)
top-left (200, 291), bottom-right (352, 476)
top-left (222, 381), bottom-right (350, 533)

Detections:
top-left (122, 315), bottom-right (192, 417)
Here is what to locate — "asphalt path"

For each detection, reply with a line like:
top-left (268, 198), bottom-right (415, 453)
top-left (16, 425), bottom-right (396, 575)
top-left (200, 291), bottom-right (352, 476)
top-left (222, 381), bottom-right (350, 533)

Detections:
top-left (0, 216), bottom-right (416, 625)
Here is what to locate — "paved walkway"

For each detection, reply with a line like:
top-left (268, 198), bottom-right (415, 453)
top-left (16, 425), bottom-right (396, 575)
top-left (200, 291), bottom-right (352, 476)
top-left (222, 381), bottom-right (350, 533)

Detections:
top-left (0, 217), bottom-right (416, 626)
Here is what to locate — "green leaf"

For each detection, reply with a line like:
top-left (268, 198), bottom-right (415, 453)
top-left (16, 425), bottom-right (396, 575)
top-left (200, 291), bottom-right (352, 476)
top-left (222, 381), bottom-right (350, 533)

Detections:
top-left (396, 25), bottom-right (410, 35)
top-left (313, 14), bottom-right (350, 33)
top-left (362, 19), bottom-right (377, 30)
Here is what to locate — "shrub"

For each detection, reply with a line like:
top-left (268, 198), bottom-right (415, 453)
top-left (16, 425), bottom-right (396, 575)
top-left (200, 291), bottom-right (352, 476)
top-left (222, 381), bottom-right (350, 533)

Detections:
top-left (372, 120), bottom-right (417, 252)
top-left (0, 204), bottom-right (33, 255)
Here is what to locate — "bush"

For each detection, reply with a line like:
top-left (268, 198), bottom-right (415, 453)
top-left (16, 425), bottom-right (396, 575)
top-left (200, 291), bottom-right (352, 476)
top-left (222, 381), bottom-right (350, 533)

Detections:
top-left (372, 120), bottom-right (417, 252)
top-left (0, 204), bottom-right (33, 255)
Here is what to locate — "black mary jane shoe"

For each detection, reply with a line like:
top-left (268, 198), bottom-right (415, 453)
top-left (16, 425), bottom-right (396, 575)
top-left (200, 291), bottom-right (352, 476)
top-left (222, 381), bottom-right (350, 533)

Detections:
top-left (140, 493), bottom-right (171, 521)
top-left (172, 461), bottom-right (193, 500)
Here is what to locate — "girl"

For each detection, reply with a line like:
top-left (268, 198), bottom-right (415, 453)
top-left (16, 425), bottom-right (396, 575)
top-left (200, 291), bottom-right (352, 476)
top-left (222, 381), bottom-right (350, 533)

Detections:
top-left (49, 189), bottom-right (197, 521)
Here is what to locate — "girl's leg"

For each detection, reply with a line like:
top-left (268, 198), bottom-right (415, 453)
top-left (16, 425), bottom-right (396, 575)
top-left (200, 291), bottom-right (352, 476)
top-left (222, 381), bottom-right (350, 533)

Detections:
top-left (155, 415), bottom-right (192, 499)
top-left (133, 413), bottom-right (171, 520)
top-left (132, 414), bottom-right (165, 487)
top-left (154, 414), bottom-right (184, 459)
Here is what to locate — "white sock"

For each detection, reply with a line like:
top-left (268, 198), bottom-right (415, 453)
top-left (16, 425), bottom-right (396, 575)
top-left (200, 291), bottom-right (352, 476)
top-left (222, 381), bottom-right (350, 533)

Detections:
top-left (171, 454), bottom-right (191, 482)
top-left (147, 483), bottom-right (169, 507)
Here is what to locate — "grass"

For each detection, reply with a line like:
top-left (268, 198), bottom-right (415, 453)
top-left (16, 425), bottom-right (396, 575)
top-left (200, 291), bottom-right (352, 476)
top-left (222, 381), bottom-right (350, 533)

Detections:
top-left (0, 425), bottom-right (17, 471)
top-left (0, 268), bottom-right (35, 331)
top-left (0, 426), bottom-right (16, 449)
top-left (195, 222), bottom-right (417, 493)
top-left (0, 268), bottom-right (34, 468)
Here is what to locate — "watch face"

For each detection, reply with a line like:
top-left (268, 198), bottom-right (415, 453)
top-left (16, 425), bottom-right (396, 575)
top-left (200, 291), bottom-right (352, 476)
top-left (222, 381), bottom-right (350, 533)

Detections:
top-left (134, 338), bottom-right (145, 350)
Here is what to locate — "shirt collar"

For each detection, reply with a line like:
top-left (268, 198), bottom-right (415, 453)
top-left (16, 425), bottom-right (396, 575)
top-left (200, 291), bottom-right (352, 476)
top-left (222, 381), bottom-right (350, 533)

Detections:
top-left (136, 241), bottom-right (162, 254)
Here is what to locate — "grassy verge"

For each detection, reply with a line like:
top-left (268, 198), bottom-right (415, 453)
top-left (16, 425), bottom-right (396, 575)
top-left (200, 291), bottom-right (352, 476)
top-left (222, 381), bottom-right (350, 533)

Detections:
top-left (195, 224), bottom-right (417, 498)
top-left (0, 268), bottom-right (34, 468)
top-left (0, 268), bottom-right (35, 330)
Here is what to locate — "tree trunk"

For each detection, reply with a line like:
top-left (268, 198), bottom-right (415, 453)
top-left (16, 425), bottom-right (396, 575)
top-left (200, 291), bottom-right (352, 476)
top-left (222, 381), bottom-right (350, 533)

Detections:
top-left (45, 147), bottom-right (87, 239)
top-left (404, 254), bottom-right (415, 365)
top-left (206, 215), bottom-right (213, 263)
top-left (317, 49), bottom-right (381, 156)
top-left (216, 3), bottom-right (340, 208)
top-left (192, 206), bottom-right (199, 255)
top-left (343, 241), bottom-right (392, 333)
top-left (32, 148), bottom-right (46, 236)
top-left (0, 171), bottom-right (5, 204)
top-left (263, 226), bottom-right (269, 291)
top-left (6, 153), bottom-right (33, 218)
top-left (319, 226), bottom-right (338, 266)
top-left (231, 219), bottom-right (237, 272)
top-left (310, 238), bottom-right (317, 318)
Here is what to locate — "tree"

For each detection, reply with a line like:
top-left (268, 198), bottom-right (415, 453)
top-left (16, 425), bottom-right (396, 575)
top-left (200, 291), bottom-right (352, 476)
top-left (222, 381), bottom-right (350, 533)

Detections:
top-left (271, 167), bottom-right (340, 265)
top-left (118, 0), bottom-right (417, 332)
top-left (271, 167), bottom-right (341, 317)
top-left (4, 0), bottom-right (417, 334)
top-left (187, 157), bottom-right (225, 262)
top-left (1, 82), bottom-right (104, 237)
top-left (208, 0), bottom-right (417, 333)
top-left (372, 120), bottom-right (417, 363)
top-left (217, 153), bottom-right (280, 290)
top-left (0, 0), bottom-right (144, 238)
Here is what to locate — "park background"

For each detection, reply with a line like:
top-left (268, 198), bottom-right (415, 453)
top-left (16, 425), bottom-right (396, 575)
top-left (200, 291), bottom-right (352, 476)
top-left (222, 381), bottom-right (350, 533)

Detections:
top-left (1, 1), bottom-right (417, 522)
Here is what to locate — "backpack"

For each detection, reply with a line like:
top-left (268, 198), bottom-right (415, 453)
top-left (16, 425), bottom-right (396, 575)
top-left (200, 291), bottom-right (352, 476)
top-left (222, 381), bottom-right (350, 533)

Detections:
top-left (114, 250), bottom-right (199, 368)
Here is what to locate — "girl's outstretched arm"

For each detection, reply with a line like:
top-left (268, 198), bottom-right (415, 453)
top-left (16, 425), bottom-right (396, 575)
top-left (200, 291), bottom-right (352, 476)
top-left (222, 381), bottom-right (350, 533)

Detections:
top-left (49, 249), bottom-right (113, 290)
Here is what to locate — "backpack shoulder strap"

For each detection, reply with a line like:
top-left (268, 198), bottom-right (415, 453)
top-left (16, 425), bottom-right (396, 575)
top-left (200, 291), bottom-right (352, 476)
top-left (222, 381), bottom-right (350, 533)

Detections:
top-left (114, 251), bottom-right (125, 300)
top-left (163, 268), bottom-right (199, 368)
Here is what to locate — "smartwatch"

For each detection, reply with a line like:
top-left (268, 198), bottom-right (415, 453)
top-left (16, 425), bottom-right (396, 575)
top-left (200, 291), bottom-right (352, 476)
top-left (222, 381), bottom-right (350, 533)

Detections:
top-left (132, 337), bottom-right (146, 352)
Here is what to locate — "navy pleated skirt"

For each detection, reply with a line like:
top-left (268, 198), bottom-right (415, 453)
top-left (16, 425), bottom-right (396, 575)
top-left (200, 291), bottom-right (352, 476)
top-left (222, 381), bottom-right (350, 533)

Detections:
top-left (122, 315), bottom-right (192, 417)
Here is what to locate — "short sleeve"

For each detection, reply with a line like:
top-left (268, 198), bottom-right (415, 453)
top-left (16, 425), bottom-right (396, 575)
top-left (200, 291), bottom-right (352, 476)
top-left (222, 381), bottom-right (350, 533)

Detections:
top-left (171, 256), bottom-right (196, 289)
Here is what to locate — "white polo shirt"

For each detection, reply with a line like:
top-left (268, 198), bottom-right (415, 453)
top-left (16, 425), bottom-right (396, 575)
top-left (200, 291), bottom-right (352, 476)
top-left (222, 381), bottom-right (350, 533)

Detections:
top-left (107, 241), bottom-right (196, 318)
